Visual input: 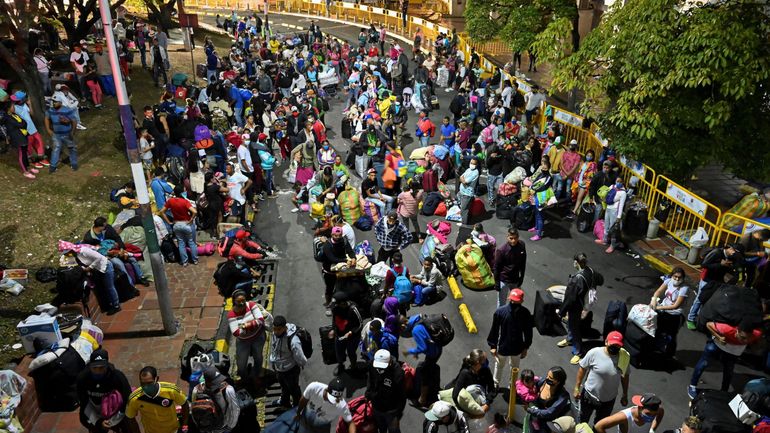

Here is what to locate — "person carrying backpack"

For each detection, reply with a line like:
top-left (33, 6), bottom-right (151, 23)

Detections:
top-left (403, 315), bottom-right (444, 408)
top-left (366, 349), bottom-right (407, 433)
top-left (190, 366), bottom-right (239, 433)
top-left (76, 349), bottom-right (137, 433)
top-left (557, 253), bottom-right (599, 365)
top-left (595, 177), bottom-right (626, 254)
top-left (269, 315), bottom-right (309, 410)
top-left (385, 252), bottom-right (412, 310)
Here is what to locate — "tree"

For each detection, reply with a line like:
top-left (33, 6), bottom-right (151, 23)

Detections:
top-left (142, 0), bottom-right (179, 32)
top-left (549, 0), bottom-right (770, 182)
top-left (41, 0), bottom-right (128, 47)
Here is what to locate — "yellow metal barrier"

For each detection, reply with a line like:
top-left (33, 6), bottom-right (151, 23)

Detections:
top-left (716, 213), bottom-right (770, 246)
top-left (648, 176), bottom-right (722, 247)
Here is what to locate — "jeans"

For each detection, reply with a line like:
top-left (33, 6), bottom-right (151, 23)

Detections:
top-left (207, 68), bottom-right (217, 82)
top-left (276, 365), bottom-right (302, 407)
top-left (373, 160), bottom-right (385, 189)
top-left (99, 75), bottom-right (116, 96)
top-left (534, 207), bottom-right (544, 236)
top-left (459, 193), bottom-right (473, 225)
top-left (593, 202), bottom-right (603, 225)
top-left (366, 196), bottom-right (394, 219)
top-left (687, 280), bottom-right (708, 323)
top-left (322, 272), bottom-right (336, 304)
top-left (691, 339), bottom-right (736, 391)
top-left (373, 409), bottom-right (402, 433)
top-left (552, 173), bottom-right (565, 198)
top-left (603, 206), bottom-right (621, 248)
top-left (50, 134), bottom-right (77, 169)
top-left (419, 136), bottom-right (430, 147)
top-left (492, 354), bottom-right (521, 388)
top-left (235, 332), bottom-right (267, 379)
top-left (138, 44), bottom-right (147, 68)
top-left (234, 106), bottom-right (244, 127)
top-left (400, 215), bottom-right (419, 233)
top-left (564, 178), bottom-right (574, 202)
top-left (39, 72), bottom-right (51, 95)
top-left (578, 391), bottom-right (615, 425)
top-left (264, 169), bottom-right (274, 195)
top-left (335, 333), bottom-right (361, 367)
top-left (413, 284), bottom-right (434, 306)
top-left (487, 174), bottom-right (502, 202)
top-left (153, 63), bottom-right (168, 86)
top-left (565, 310), bottom-right (583, 355)
top-left (280, 87), bottom-right (291, 98)
top-left (109, 257), bottom-right (142, 286)
top-left (377, 247), bottom-right (398, 265)
top-left (173, 221), bottom-right (198, 264)
top-left (100, 261), bottom-right (120, 308)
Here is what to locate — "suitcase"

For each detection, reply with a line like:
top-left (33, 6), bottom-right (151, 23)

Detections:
top-left (624, 320), bottom-right (660, 368)
top-left (602, 300), bottom-right (628, 339)
top-left (691, 390), bottom-right (751, 433)
top-left (495, 195), bottom-right (517, 220)
top-left (196, 63), bottom-right (207, 78)
top-left (577, 203), bottom-right (595, 233)
top-left (534, 290), bottom-right (567, 336)
top-left (624, 206), bottom-right (649, 237)
top-left (29, 345), bottom-right (86, 412)
top-left (319, 325), bottom-right (338, 365)
top-left (341, 119), bottom-right (352, 139)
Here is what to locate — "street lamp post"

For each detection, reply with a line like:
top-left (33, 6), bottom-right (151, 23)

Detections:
top-left (99, 0), bottom-right (177, 335)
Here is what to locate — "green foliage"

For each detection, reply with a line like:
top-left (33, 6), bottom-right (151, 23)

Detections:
top-left (465, 0), bottom-right (576, 55)
top-left (550, 0), bottom-right (770, 182)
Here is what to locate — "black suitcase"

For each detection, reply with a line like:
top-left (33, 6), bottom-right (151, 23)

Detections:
top-left (29, 346), bottom-right (86, 412)
top-left (196, 63), bottom-right (207, 78)
top-left (495, 195), bottom-right (517, 220)
top-left (319, 325), bottom-right (338, 365)
top-left (341, 119), bottom-right (352, 139)
top-left (534, 290), bottom-right (567, 336)
top-left (602, 300), bottom-right (628, 339)
top-left (624, 320), bottom-right (659, 368)
top-left (624, 206), bottom-right (649, 237)
top-left (577, 203), bottom-right (595, 233)
top-left (691, 390), bottom-right (750, 433)
top-left (54, 267), bottom-right (88, 305)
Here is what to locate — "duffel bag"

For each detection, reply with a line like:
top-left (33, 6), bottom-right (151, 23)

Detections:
top-left (454, 241), bottom-right (495, 290)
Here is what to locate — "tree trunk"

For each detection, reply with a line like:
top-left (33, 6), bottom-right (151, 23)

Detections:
top-left (0, 37), bottom-right (48, 141)
top-left (567, 13), bottom-right (581, 111)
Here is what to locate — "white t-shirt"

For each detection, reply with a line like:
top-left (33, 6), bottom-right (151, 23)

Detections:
top-left (302, 382), bottom-right (353, 425)
top-left (237, 145), bottom-right (254, 173)
top-left (227, 172), bottom-right (249, 205)
top-left (341, 223), bottom-right (356, 248)
top-left (500, 86), bottom-right (513, 108)
top-left (70, 51), bottom-right (90, 73)
top-left (139, 137), bottom-right (154, 161)
top-left (579, 347), bottom-right (622, 403)
top-left (714, 336), bottom-right (747, 357)
top-left (659, 278), bottom-right (689, 315)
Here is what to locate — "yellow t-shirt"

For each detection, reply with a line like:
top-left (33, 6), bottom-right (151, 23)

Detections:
top-left (548, 146), bottom-right (564, 173)
top-left (126, 382), bottom-right (187, 433)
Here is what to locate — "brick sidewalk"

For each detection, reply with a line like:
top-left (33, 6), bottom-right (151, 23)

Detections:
top-left (27, 255), bottom-right (225, 433)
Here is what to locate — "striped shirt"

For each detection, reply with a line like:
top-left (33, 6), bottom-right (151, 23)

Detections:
top-left (227, 301), bottom-right (265, 341)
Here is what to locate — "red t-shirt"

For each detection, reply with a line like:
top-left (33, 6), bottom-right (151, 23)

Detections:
top-left (166, 197), bottom-right (193, 222)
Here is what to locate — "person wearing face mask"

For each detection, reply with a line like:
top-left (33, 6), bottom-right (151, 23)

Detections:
top-left (594, 393), bottom-right (664, 433)
top-left (567, 150), bottom-right (598, 220)
top-left (649, 267), bottom-right (689, 357)
top-left (330, 291), bottom-right (364, 374)
top-left (76, 349), bottom-right (137, 433)
top-left (525, 366), bottom-right (572, 433)
top-left (559, 140), bottom-right (582, 203)
top-left (439, 349), bottom-right (495, 419)
top-left (558, 253), bottom-right (598, 365)
top-left (365, 349), bottom-right (406, 433)
top-left (375, 211), bottom-right (413, 263)
top-left (295, 377), bottom-right (356, 432)
top-left (319, 227), bottom-right (356, 314)
top-left (573, 331), bottom-right (631, 425)
top-left (269, 315), bottom-right (309, 410)
top-left (190, 366), bottom-right (240, 433)
top-left (227, 289), bottom-right (268, 385)
top-left (596, 177), bottom-right (626, 254)
top-left (588, 160), bottom-right (616, 224)
top-left (487, 288), bottom-right (533, 389)
top-left (126, 366), bottom-right (189, 433)
top-left (457, 157), bottom-right (480, 226)
top-left (389, 98), bottom-right (408, 147)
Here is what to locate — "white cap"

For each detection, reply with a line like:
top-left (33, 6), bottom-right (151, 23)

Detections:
top-left (425, 401), bottom-right (452, 421)
top-left (372, 349), bottom-right (390, 368)
top-left (570, 139), bottom-right (578, 145)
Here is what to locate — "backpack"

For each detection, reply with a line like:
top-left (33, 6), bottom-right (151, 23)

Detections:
top-left (605, 186), bottom-right (622, 206)
top-left (392, 267), bottom-right (413, 304)
top-left (109, 187), bottom-right (121, 203)
top-left (322, 98), bottom-right (330, 112)
top-left (167, 155), bottom-right (187, 185)
top-left (196, 193), bottom-right (209, 210)
top-left (392, 61), bottom-right (403, 79)
top-left (101, 390), bottom-right (124, 419)
top-left (480, 124), bottom-right (495, 144)
top-left (313, 236), bottom-right (327, 262)
top-left (218, 236), bottom-right (236, 258)
top-left (258, 75), bottom-right (272, 93)
top-left (288, 327), bottom-right (314, 359)
top-left (602, 300), bottom-right (628, 338)
top-left (191, 386), bottom-right (227, 430)
top-left (418, 313), bottom-right (454, 346)
top-left (355, 215), bottom-right (374, 231)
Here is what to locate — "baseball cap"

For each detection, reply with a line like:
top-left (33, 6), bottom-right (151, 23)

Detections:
top-left (425, 401), bottom-right (452, 421)
top-left (327, 377), bottom-right (344, 398)
top-left (632, 393), bottom-right (661, 411)
top-left (547, 416), bottom-right (576, 433)
top-left (331, 226), bottom-right (343, 236)
top-left (606, 331), bottom-right (624, 347)
top-left (241, 133), bottom-right (251, 141)
top-left (569, 139), bottom-right (578, 145)
top-left (89, 348), bottom-right (109, 367)
top-left (373, 349), bottom-right (391, 368)
top-left (508, 288), bottom-right (524, 303)
top-left (291, 105), bottom-right (298, 112)
top-left (258, 133), bottom-right (268, 141)
top-left (292, 88), bottom-right (300, 94)
top-left (10, 91), bottom-right (26, 102)
top-left (554, 136), bottom-right (563, 145)
top-left (367, 168), bottom-right (376, 174)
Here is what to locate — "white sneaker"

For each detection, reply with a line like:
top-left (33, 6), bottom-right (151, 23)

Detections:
top-left (290, 208), bottom-right (300, 213)
top-left (77, 124), bottom-right (87, 130)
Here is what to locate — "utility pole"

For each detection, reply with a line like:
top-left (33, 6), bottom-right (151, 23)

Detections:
top-left (99, 0), bottom-right (177, 335)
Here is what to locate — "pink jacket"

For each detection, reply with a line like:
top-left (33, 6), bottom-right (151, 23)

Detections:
top-left (515, 378), bottom-right (539, 403)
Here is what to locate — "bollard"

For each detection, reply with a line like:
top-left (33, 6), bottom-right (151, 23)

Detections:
top-left (507, 367), bottom-right (520, 422)
top-left (458, 304), bottom-right (477, 333)
top-left (687, 246), bottom-right (702, 265)
top-left (646, 218), bottom-right (661, 239)
top-left (447, 275), bottom-right (463, 300)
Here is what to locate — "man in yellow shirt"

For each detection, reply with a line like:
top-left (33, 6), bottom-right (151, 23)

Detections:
top-left (126, 366), bottom-right (189, 433)
top-left (547, 136), bottom-right (566, 199)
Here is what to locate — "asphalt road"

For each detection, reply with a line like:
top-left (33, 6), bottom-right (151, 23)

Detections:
top-left (202, 13), bottom-right (766, 431)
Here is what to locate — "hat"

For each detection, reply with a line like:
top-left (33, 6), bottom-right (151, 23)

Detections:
top-left (292, 88), bottom-right (300, 94)
top-left (728, 243), bottom-right (746, 254)
top-left (55, 83), bottom-right (66, 91)
top-left (606, 330), bottom-right (624, 347)
top-left (235, 230), bottom-right (250, 240)
top-left (425, 401), bottom-right (452, 421)
top-left (327, 377), bottom-right (344, 398)
top-left (333, 291), bottom-right (349, 302)
top-left (632, 393), bottom-right (661, 410)
top-left (10, 91), bottom-right (26, 102)
top-left (508, 288), bottom-right (524, 303)
top-left (331, 226), bottom-right (343, 236)
top-left (258, 133), bottom-right (268, 141)
top-left (546, 416), bottom-right (576, 433)
top-left (554, 136), bottom-right (563, 145)
top-left (291, 105), bottom-right (298, 112)
top-left (372, 349), bottom-right (391, 368)
top-left (89, 348), bottom-right (109, 367)
top-left (367, 168), bottom-right (376, 174)
top-left (80, 39), bottom-right (88, 45)
top-left (241, 133), bottom-right (251, 142)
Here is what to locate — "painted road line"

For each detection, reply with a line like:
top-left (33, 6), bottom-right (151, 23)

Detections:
top-left (458, 303), bottom-right (478, 334)
top-left (214, 296), bottom-right (233, 353)
top-left (643, 254), bottom-right (673, 275)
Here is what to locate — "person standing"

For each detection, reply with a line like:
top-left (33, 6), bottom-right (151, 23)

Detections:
top-left (92, 43), bottom-right (116, 97)
top-left (269, 315), bottom-right (308, 410)
top-left (688, 321), bottom-right (750, 399)
top-left (686, 243), bottom-right (743, 329)
top-left (125, 366), bottom-right (190, 433)
top-left (226, 162), bottom-right (252, 226)
top-left (330, 291), bottom-right (364, 374)
top-left (374, 211), bottom-right (413, 264)
top-left (319, 228), bottom-right (355, 314)
top-left (159, 185), bottom-right (199, 267)
top-left (227, 289), bottom-right (267, 386)
top-left (366, 349), bottom-right (406, 433)
top-left (33, 48), bottom-right (52, 95)
top-left (457, 157), bottom-right (480, 226)
top-left (487, 288), bottom-right (533, 389)
top-left (594, 393), bottom-right (664, 433)
top-left (76, 349), bottom-right (136, 433)
top-left (1, 100), bottom-right (33, 178)
top-left (557, 252), bottom-right (597, 365)
top-left (155, 28), bottom-right (170, 69)
top-left (493, 228), bottom-right (527, 308)
top-left (403, 315), bottom-right (443, 408)
top-left (595, 177), bottom-right (626, 254)
top-left (190, 367), bottom-right (239, 433)
top-left (69, 43), bottom-right (90, 101)
top-left (573, 331), bottom-right (631, 425)
top-left (295, 378), bottom-right (354, 432)
top-left (400, 0), bottom-right (409, 28)
top-left (150, 38), bottom-right (169, 88)
top-left (588, 160), bottom-right (616, 224)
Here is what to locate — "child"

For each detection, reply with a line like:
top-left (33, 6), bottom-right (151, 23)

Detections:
top-left (516, 369), bottom-right (538, 403)
top-left (488, 413), bottom-right (513, 433)
top-left (290, 182), bottom-right (308, 213)
top-left (138, 128), bottom-right (155, 180)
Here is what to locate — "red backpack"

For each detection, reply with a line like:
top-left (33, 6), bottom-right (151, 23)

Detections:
top-left (336, 396), bottom-right (377, 433)
top-left (422, 169), bottom-right (438, 192)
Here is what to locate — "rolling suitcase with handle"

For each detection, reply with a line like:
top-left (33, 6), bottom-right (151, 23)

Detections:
top-left (534, 290), bottom-right (567, 336)
top-left (319, 325), bottom-right (338, 365)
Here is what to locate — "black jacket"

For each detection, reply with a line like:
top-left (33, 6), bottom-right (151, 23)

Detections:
top-left (331, 304), bottom-right (363, 335)
top-left (365, 362), bottom-right (406, 413)
top-left (76, 364), bottom-right (132, 426)
top-left (448, 366), bottom-right (494, 409)
top-left (588, 170), bottom-right (617, 201)
top-left (82, 226), bottom-right (126, 250)
top-left (487, 303), bottom-right (534, 356)
top-left (560, 267), bottom-right (596, 314)
top-left (320, 239), bottom-right (354, 272)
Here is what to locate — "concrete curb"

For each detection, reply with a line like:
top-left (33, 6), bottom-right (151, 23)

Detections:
top-left (215, 297), bottom-right (233, 353)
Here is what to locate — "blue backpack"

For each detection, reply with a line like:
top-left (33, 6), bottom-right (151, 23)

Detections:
top-left (605, 186), bottom-right (623, 206)
top-left (392, 266), bottom-right (413, 304)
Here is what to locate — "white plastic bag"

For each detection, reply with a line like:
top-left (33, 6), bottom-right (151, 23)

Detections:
top-left (628, 304), bottom-right (657, 336)
top-left (689, 227), bottom-right (709, 248)
top-left (369, 262), bottom-right (390, 279)
top-left (446, 205), bottom-right (462, 222)
top-left (0, 278), bottom-right (23, 296)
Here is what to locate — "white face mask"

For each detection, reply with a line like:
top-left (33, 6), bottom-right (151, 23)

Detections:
top-left (469, 164), bottom-right (477, 170)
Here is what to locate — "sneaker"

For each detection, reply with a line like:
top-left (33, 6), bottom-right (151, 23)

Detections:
top-left (258, 194), bottom-right (266, 201)
top-left (456, 222), bottom-right (463, 227)
top-left (49, 166), bottom-right (57, 173)
top-left (270, 398), bottom-right (290, 408)
top-left (570, 355), bottom-right (582, 365)
top-left (268, 193), bottom-right (279, 198)
top-left (39, 159), bottom-right (50, 167)
top-left (23, 172), bottom-right (36, 179)
top-left (688, 385), bottom-right (697, 399)
top-left (106, 305), bottom-right (122, 315)
top-left (291, 208), bottom-right (300, 213)
top-left (686, 321), bottom-right (697, 330)
top-left (528, 227), bottom-right (537, 233)
top-left (594, 239), bottom-right (608, 245)
top-left (565, 213), bottom-right (576, 221)
top-left (29, 168), bottom-right (39, 174)
top-left (530, 235), bottom-right (542, 241)
top-left (325, 308), bottom-right (332, 317)
top-left (32, 162), bottom-right (44, 169)
top-left (77, 123), bottom-right (87, 130)
top-left (71, 165), bottom-right (79, 171)
top-left (556, 339), bottom-right (570, 348)
top-left (605, 246), bottom-right (615, 254)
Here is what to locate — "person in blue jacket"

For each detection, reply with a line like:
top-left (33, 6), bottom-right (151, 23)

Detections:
top-left (525, 366), bottom-right (572, 433)
top-left (403, 315), bottom-right (442, 408)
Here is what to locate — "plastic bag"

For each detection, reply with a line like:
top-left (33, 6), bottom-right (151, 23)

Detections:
top-left (689, 227), bottom-right (709, 247)
top-left (446, 205), bottom-right (462, 222)
top-left (369, 262), bottom-right (390, 279)
top-left (628, 304), bottom-right (657, 336)
top-left (0, 278), bottom-right (23, 296)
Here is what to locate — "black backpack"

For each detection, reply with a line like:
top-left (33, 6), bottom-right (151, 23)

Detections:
top-left (258, 75), bottom-right (272, 93)
top-left (192, 386), bottom-right (228, 430)
top-left (419, 313), bottom-right (454, 347)
top-left (288, 327), bottom-right (314, 359)
top-left (313, 237), bottom-right (327, 262)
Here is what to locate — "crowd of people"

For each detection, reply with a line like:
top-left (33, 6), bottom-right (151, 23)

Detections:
top-left (4, 5), bottom-right (770, 433)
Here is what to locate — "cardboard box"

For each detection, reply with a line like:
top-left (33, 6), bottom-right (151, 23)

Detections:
top-left (17, 314), bottom-right (62, 354)
top-left (2, 269), bottom-right (28, 284)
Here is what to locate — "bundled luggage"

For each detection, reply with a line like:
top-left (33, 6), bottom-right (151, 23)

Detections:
top-left (338, 188), bottom-right (363, 224)
top-left (454, 241), bottom-right (495, 290)
top-left (697, 283), bottom-right (763, 334)
top-left (28, 340), bottom-right (86, 412)
top-left (335, 396), bottom-right (377, 433)
top-left (624, 320), bottom-right (662, 368)
top-left (534, 290), bottom-right (567, 336)
top-left (418, 313), bottom-right (455, 346)
top-left (691, 390), bottom-right (751, 433)
top-left (362, 201), bottom-right (381, 224)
